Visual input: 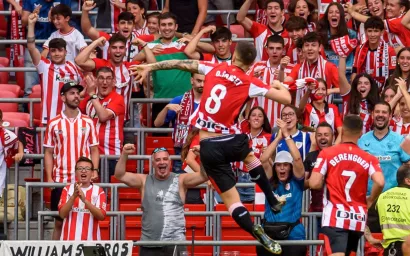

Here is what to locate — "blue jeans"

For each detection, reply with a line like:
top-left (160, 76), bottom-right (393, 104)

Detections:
top-left (172, 147), bottom-right (182, 173)
top-left (24, 47), bottom-right (41, 97)
top-left (237, 171), bottom-right (255, 202)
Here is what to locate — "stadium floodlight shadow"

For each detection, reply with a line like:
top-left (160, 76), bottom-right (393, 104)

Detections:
top-left (83, 246), bottom-right (107, 256)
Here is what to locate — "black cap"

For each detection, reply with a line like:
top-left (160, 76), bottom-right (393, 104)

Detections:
top-left (60, 82), bottom-right (84, 95)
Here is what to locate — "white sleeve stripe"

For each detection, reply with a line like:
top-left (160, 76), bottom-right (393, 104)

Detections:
top-left (198, 63), bottom-right (214, 75)
top-left (368, 162), bottom-right (376, 176)
top-left (249, 83), bottom-right (269, 97)
top-left (319, 159), bottom-right (328, 176)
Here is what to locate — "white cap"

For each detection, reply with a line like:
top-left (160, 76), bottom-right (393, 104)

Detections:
top-left (274, 151), bottom-right (293, 165)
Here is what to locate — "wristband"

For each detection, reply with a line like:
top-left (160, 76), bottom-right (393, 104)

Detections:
top-left (27, 37), bottom-right (35, 43)
top-left (142, 43), bottom-right (148, 48)
top-left (284, 135), bottom-right (292, 141)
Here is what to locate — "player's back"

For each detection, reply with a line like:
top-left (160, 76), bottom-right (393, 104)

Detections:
top-left (192, 62), bottom-right (270, 134)
top-left (316, 143), bottom-right (380, 231)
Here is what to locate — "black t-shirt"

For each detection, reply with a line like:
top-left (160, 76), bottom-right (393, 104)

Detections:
top-left (304, 150), bottom-right (324, 212)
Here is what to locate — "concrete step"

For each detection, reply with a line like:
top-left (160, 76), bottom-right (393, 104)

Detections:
top-left (4, 220), bottom-right (54, 240)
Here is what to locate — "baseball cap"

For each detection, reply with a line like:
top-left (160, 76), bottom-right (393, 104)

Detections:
top-left (60, 82), bottom-right (84, 95)
top-left (274, 151), bottom-right (293, 165)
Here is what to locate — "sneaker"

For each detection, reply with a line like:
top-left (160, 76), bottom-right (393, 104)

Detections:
top-left (252, 224), bottom-right (282, 254)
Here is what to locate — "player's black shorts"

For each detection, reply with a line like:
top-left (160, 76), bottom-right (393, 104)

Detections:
top-left (50, 187), bottom-right (64, 221)
top-left (200, 134), bottom-right (251, 193)
top-left (322, 226), bottom-right (363, 255)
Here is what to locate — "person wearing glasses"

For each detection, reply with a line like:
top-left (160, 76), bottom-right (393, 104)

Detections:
top-left (79, 68), bottom-right (125, 178)
top-left (58, 156), bottom-right (107, 240)
top-left (114, 144), bottom-right (208, 255)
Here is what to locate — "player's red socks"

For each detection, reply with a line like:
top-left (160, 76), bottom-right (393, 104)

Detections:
top-left (248, 165), bottom-right (280, 209)
top-left (229, 202), bottom-right (253, 234)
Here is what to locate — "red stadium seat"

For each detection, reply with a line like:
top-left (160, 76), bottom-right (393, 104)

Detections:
top-left (28, 88), bottom-right (41, 126)
top-left (227, 25), bottom-right (245, 53)
top-left (0, 91), bottom-right (18, 112)
top-left (15, 57), bottom-right (25, 93)
top-left (185, 204), bottom-right (207, 236)
top-left (0, 57), bottom-right (10, 67)
top-left (0, 68), bottom-right (11, 85)
top-left (145, 136), bottom-right (174, 154)
top-left (2, 112), bottom-right (30, 127)
top-left (0, 83), bottom-right (22, 97)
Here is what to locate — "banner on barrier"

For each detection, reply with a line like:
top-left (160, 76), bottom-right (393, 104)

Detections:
top-left (0, 240), bottom-right (133, 256)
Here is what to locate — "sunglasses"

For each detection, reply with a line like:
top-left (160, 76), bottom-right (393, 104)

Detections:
top-left (152, 147), bottom-right (168, 154)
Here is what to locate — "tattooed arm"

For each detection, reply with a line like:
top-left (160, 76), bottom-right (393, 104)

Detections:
top-left (130, 60), bottom-right (201, 83)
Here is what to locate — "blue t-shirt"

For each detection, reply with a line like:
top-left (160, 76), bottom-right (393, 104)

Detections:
top-left (325, 29), bottom-right (357, 75)
top-left (358, 129), bottom-right (410, 194)
top-left (164, 94), bottom-right (199, 124)
top-left (23, 0), bottom-right (69, 40)
top-left (270, 130), bottom-right (311, 161)
top-left (263, 176), bottom-right (305, 240)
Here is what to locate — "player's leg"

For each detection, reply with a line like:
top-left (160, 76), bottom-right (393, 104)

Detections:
top-left (322, 227), bottom-right (349, 256)
top-left (345, 231), bottom-right (364, 256)
top-left (243, 152), bottom-right (282, 212)
top-left (403, 235), bottom-right (410, 256)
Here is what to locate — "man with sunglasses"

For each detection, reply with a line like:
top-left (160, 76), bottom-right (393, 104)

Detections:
top-left (80, 68), bottom-right (125, 178)
top-left (58, 156), bottom-right (107, 240)
top-left (115, 144), bottom-right (208, 255)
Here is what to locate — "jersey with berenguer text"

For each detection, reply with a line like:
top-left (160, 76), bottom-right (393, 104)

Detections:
top-left (190, 62), bottom-right (271, 134)
top-left (312, 143), bottom-right (382, 232)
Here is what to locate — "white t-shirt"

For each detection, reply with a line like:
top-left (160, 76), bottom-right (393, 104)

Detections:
top-left (43, 28), bottom-right (87, 62)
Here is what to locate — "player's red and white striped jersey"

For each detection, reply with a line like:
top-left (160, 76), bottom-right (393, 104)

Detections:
top-left (390, 118), bottom-right (410, 136)
top-left (58, 183), bottom-right (107, 240)
top-left (93, 58), bottom-right (139, 121)
top-left (43, 112), bottom-right (99, 183)
top-left (202, 53), bottom-right (232, 65)
top-left (312, 143), bottom-right (382, 232)
top-left (341, 91), bottom-right (373, 134)
top-left (190, 62), bottom-right (271, 134)
top-left (98, 31), bottom-right (139, 62)
top-left (79, 91), bottom-right (125, 155)
top-left (110, 0), bottom-right (126, 33)
top-left (384, 16), bottom-right (410, 48)
top-left (249, 21), bottom-right (289, 61)
top-left (249, 60), bottom-right (292, 127)
top-left (36, 57), bottom-right (83, 125)
top-left (303, 103), bottom-right (342, 132)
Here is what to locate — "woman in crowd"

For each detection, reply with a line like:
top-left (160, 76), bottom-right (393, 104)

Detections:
top-left (257, 119), bottom-right (306, 256)
top-left (288, 0), bottom-right (316, 31)
top-left (339, 56), bottom-right (380, 133)
top-left (298, 78), bottom-right (342, 144)
top-left (236, 106), bottom-right (272, 203)
top-left (391, 77), bottom-right (410, 136)
top-left (317, 2), bottom-right (357, 78)
top-left (126, 0), bottom-right (149, 36)
top-left (269, 105), bottom-right (314, 161)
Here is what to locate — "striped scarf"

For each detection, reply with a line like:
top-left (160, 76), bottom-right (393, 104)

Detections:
top-left (173, 90), bottom-right (195, 148)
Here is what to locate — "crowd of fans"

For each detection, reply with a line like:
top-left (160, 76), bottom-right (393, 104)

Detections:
top-left (2, 0), bottom-right (410, 254)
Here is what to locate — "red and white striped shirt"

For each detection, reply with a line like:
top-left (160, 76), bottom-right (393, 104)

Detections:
top-left (390, 118), bottom-right (410, 136)
top-left (303, 103), bottom-right (342, 133)
top-left (43, 111), bottom-right (99, 183)
top-left (249, 60), bottom-right (292, 127)
top-left (110, 0), bottom-right (126, 33)
top-left (36, 57), bottom-right (83, 125)
top-left (58, 183), bottom-right (107, 240)
top-left (249, 21), bottom-right (289, 61)
top-left (384, 16), bottom-right (410, 48)
top-left (190, 62), bottom-right (271, 134)
top-left (342, 91), bottom-right (373, 134)
top-left (312, 143), bottom-right (382, 232)
top-left (79, 91), bottom-right (125, 155)
top-left (134, 20), bottom-right (150, 36)
top-left (93, 58), bottom-right (139, 121)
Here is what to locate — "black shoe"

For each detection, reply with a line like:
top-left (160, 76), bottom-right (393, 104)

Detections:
top-left (252, 224), bottom-right (282, 254)
top-left (270, 202), bottom-right (283, 213)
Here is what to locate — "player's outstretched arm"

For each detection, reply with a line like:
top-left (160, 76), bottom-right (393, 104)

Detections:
top-left (264, 80), bottom-right (292, 105)
top-left (130, 60), bottom-right (200, 84)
